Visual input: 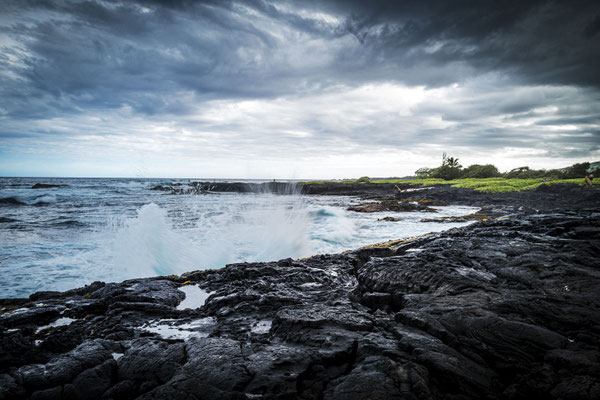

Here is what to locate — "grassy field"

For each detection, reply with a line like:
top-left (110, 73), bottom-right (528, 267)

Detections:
top-left (300, 177), bottom-right (599, 193)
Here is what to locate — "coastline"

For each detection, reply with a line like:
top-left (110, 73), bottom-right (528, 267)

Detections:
top-left (1, 184), bottom-right (599, 399)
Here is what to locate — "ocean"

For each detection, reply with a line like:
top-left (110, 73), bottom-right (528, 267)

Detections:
top-left (0, 178), bottom-right (478, 298)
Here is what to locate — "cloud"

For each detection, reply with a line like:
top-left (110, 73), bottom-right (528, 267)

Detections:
top-left (2, 78), bottom-right (598, 165)
top-left (0, 0), bottom-right (599, 177)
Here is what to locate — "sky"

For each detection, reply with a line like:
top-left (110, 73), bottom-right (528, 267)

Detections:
top-left (1, 0), bottom-right (599, 179)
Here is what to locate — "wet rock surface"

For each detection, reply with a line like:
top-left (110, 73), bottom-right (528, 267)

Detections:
top-left (348, 200), bottom-right (436, 213)
top-left (150, 181), bottom-right (299, 195)
top-left (151, 181), bottom-right (405, 196)
top-left (1, 187), bottom-right (599, 399)
top-left (31, 183), bottom-right (69, 189)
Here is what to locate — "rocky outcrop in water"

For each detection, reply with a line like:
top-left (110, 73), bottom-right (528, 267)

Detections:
top-left (150, 181), bottom-right (299, 195)
top-left (31, 184), bottom-right (68, 189)
top-left (149, 181), bottom-right (407, 196)
top-left (1, 196), bottom-right (599, 399)
top-left (348, 200), bottom-right (436, 213)
top-left (300, 182), bottom-right (410, 197)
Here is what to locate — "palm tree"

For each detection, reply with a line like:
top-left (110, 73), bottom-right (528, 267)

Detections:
top-left (442, 153), bottom-right (461, 168)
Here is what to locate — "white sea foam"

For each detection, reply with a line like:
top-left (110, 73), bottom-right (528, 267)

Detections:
top-left (309, 205), bottom-right (356, 254)
top-left (111, 194), bottom-right (314, 278)
top-left (31, 195), bottom-right (57, 204)
top-left (112, 203), bottom-right (203, 277)
top-left (189, 192), bottom-right (312, 267)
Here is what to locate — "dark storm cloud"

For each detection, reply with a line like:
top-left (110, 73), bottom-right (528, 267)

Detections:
top-left (3, 0), bottom-right (599, 118)
top-left (1, 0), bottom-right (297, 118)
top-left (583, 15), bottom-right (600, 38)
top-left (325, 0), bottom-right (600, 88)
top-left (0, 0), bottom-right (599, 170)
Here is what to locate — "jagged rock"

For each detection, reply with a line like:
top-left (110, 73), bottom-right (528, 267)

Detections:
top-left (63, 359), bottom-right (115, 400)
top-left (420, 212), bottom-right (491, 223)
top-left (117, 339), bottom-right (185, 395)
top-left (1, 187), bottom-right (599, 399)
top-left (379, 216), bottom-right (401, 221)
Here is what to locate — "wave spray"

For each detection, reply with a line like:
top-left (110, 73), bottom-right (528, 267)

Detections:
top-left (111, 187), bottom-right (311, 278)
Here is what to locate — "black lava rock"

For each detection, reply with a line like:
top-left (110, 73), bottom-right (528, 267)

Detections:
top-left (1, 186), bottom-right (599, 399)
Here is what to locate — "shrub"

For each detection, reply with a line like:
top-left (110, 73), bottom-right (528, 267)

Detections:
top-left (356, 176), bottom-right (370, 183)
top-left (414, 167), bottom-right (435, 178)
top-left (563, 162), bottom-right (590, 179)
top-left (431, 165), bottom-right (463, 180)
top-left (462, 164), bottom-right (501, 178)
top-left (426, 153), bottom-right (464, 180)
top-left (545, 169), bottom-right (565, 179)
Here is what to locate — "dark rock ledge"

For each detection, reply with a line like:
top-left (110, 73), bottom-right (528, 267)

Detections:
top-left (31, 184), bottom-right (69, 189)
top-left (1, 207), bottom-right (600, 399)
top-left (348, 200), bottom-right (436, 213)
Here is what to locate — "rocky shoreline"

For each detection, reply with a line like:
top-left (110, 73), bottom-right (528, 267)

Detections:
top-left (150, 180), bottom-right (598, 209)
top-left (1, 184), bottom-right (599, 399)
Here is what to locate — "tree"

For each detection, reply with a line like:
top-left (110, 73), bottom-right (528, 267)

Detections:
top-left (442, 153), bottom-right (461, 168)
top-left (564, 162), bottom-right (590, 179)
top-left (431, 153), bottom-right (463, 180)
top-left (414, 167), bottom-right (434, 178)
top-left (433, 165), bottom-right (463, 180)
top-left (462, 164), bottom-right (500, 178)
top-left (545, 169), bottom-right (565, 179)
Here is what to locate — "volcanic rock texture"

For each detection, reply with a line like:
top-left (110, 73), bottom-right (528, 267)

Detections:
top-left (1, 202), bottom-right (599, 399)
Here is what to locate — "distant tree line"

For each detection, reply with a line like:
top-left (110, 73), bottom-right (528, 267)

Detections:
top-left (415, 154), bottom-right (599, 181)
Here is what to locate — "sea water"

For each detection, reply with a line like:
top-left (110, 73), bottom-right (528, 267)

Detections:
top-left (0, 178), bottom-right (478, 298)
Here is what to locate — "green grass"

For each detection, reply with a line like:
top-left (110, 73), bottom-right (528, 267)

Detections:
top-left (299, 177), bottom-right (599, 192)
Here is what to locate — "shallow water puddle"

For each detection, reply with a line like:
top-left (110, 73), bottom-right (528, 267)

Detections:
top-left (251, 320), bottom-right (272, 334)
top-left (299, 282), bottom-right (322, 288)
top-left (177, 285), bottom-right (213, 310)
top-left (141, 317), bottom-right (215, 340)
top-left (35, 317), bottom-right (76, 333)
